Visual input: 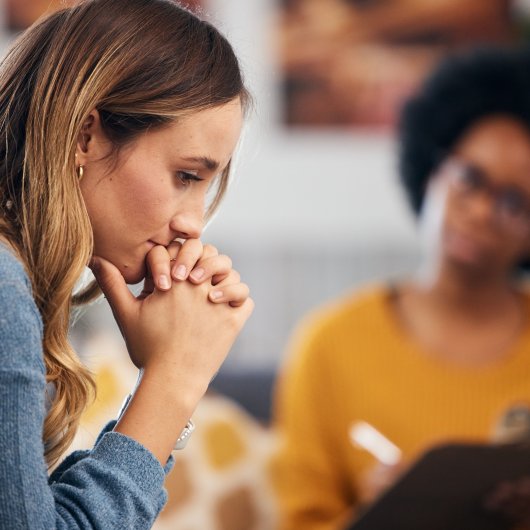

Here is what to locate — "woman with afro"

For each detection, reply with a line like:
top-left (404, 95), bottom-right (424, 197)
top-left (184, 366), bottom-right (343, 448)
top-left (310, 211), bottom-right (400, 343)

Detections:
top-left (274, 47), bottom-right (530, 530)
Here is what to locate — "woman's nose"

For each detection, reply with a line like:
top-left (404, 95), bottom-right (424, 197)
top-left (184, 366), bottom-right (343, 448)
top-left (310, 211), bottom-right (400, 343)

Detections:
top-left (467, 190), bottom-right (496, 225)
top-left (169, 206), bottom-right (204, 240)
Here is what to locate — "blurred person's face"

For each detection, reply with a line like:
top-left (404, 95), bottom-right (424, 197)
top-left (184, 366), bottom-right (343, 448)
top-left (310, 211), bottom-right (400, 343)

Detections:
top-left (428, 115), bottom-right (530, 276)
top-left (78, 99), bottom-right (243, 284)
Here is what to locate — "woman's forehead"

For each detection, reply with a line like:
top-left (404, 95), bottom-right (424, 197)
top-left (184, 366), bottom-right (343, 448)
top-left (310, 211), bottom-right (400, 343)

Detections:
top-left (153, 103), bottom-right (243, 165)
top-left (455, 116), bottom-right (530, 187)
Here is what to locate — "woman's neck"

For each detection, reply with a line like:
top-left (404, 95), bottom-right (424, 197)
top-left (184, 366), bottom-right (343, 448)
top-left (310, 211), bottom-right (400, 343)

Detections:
top-left (414, 259), bottom-right (518, 318)
top-left (394, 260), bottom-right (526, 366)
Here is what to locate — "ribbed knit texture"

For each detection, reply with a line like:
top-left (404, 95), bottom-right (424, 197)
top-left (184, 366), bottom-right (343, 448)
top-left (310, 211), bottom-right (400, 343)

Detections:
top-left (0, 243), bottom-right (174, 529)
top-left (273, 286), bottom-right (530, 530)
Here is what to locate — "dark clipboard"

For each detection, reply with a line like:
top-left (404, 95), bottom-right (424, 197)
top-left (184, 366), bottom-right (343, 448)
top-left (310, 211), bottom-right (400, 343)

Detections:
top-left (348, 443), bottom-right (530, 530)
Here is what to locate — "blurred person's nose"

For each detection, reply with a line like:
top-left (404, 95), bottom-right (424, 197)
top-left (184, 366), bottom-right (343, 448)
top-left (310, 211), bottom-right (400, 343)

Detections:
top-left (466, 189), bottom-right (497, 227)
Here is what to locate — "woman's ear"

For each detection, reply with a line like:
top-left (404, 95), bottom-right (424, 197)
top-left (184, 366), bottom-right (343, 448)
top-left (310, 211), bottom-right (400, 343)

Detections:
top-left (76, 109), bottom-right (110, 165)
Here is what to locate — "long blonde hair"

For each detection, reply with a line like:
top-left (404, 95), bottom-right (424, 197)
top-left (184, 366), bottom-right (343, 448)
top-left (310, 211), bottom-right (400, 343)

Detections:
top-left (0, 0), bottom-right (249, 467)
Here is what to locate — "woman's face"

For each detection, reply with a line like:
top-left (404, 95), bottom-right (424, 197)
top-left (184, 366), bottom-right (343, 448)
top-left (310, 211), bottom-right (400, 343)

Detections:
top-left (79, 99), bottom-right (243, 283)
top-left (428, 115), bottom-right (530, 276)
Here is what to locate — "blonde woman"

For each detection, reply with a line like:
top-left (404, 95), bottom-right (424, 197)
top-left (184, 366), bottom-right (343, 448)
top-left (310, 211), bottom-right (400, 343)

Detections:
top-left (0, 0), bottom-right (254, 528)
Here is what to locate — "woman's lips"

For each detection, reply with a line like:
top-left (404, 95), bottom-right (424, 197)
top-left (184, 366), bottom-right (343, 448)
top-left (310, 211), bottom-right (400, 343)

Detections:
top-left (147, 239), bottom-right (172, 249)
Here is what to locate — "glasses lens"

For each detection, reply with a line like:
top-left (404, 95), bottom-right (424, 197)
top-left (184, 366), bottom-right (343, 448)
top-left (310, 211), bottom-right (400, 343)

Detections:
top-left (447, 159), bottom-right (530, 234)
top-left (451, 163), bottom-right (484, 193)
top-left (497, 190), bottom-right (530, 232)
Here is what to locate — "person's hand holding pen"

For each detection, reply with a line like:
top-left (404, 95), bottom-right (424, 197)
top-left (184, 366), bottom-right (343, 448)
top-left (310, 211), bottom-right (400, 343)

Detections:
top-left (349, 422), bottom-right (408, 508)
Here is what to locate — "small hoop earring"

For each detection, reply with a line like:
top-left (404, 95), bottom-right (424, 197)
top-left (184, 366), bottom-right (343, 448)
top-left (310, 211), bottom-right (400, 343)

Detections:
top-left (76, 165), bottom-right (84, 180)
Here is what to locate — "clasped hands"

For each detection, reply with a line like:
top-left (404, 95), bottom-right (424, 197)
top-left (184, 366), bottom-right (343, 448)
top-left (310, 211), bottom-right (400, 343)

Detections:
top-left (89, 239), bottom-right (253, 389)
top-left (139, 238), bottom-right (248, 307)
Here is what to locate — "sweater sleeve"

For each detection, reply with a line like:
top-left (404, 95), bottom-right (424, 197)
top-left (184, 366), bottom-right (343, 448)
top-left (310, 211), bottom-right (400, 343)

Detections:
top-left (272, 315), bottom-right (354, 530)
top-left (0, 274), bottom-right (172, 529)
top-left (48, 421), bottom-right (118, 485)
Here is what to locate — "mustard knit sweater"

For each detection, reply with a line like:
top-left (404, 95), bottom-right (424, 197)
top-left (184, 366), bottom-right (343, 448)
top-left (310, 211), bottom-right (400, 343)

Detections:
top-left (273, 286), bottom-right (530, 530)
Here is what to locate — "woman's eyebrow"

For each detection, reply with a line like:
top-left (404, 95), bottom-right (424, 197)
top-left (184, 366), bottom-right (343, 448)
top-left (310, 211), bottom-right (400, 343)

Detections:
top-left (181, 156), bottom-right (219, 171)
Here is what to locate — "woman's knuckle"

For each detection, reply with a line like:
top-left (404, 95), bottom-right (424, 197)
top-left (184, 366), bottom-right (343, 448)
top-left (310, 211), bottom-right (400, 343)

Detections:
top-left (203, 243), bottom-right (218, 255)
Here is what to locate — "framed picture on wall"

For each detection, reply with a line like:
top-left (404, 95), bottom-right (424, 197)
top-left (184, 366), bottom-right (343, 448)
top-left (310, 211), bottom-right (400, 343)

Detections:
top-left (4, 0), bottom-right (206, 32)
top-left (277, 0), bottom-right (525, 130)
top-left (6, 0), bottom-right (67, 31)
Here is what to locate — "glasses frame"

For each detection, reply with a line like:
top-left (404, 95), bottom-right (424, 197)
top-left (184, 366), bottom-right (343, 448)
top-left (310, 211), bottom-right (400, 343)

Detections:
top-left (440, 156), bottom-right (530, 237)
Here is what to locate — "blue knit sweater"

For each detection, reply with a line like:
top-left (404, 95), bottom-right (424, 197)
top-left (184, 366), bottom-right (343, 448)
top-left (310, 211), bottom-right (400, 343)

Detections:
top-left (0, 243), bottom-right (173, 529)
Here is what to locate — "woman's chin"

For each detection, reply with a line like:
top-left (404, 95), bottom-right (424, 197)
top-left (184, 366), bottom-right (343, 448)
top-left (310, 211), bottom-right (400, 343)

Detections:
top-left (122, 265), bottom-right (147, 285)
top-left (92, 249), bottom-right (148, 284)
top-left (443, 231), bottom-right (490, 269)
top-left (105, 258), bottom-right (146, 285)
top-left (444, 247), bottom-right (497, 278)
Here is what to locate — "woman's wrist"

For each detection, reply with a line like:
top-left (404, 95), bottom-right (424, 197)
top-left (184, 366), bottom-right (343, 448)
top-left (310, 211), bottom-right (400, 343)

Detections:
top-left (140, 364), bottom-right (210, 408)
top-left (113, 366), bottom-right (206, 464)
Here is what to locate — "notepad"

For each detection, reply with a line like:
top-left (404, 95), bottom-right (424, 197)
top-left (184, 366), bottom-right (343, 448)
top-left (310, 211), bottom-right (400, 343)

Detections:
top-left (348, 443), bottom-right (530, 530)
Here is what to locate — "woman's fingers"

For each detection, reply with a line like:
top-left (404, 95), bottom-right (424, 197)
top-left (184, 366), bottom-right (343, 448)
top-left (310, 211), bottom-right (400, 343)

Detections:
top-left (188, 244), bottom-right (220, 282)
top-left (212, 269), bottom-right (237, 286)
top-left (144, 241), bottom-right (182, 293)
top-left (201, 243), bottom-right (219, 259)
top-left (208, 269), bottom-right (249, 307)
top-left (144, 241), bottom-right (242, 301)
top-left (188, 254), bottom-right (233, 284)
top-left (239, 296), bottom-right (255, 320)
top-left (145, 245), bottom-right (171, 291)
top-left (167, 240), bottom-right (183, 260)
top-left (209, 283), bottom-right (250, 307)
top-left (171, 238), bottom-right (203, 281)
top-left (89, 256), bottom-right (136, 320)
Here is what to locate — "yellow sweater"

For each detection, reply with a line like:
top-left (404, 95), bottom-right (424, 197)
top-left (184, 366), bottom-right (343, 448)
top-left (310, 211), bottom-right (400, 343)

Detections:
top-left (272, 286), bottom-right (530, 530)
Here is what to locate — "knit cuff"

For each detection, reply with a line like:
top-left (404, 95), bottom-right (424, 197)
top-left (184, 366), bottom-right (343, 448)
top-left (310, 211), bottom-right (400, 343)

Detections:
top-left (90, 431), bottom-right (166, 497)
top-left (95, 421), bottom-right (174, 474)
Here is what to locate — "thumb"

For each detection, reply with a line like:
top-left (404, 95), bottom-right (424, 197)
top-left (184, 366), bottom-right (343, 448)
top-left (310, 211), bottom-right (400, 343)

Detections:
top-left (89, 256), bottom-right (135, 319)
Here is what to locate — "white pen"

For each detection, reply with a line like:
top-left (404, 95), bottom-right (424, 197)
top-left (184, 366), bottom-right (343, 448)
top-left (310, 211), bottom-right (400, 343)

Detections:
top-left (349, 421), bottom-right (402, 466)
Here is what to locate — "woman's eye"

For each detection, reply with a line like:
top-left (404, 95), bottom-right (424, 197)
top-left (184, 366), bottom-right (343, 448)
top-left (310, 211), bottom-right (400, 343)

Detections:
top-left (458, 167), bottom-right (483, 191)
top-left (176, 171), bottom-right (202, 188)
top-left (499, 191), bottom-right (526, 218)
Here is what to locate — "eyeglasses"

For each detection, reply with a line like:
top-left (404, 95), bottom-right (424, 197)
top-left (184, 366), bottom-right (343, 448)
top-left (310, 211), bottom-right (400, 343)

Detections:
top-left (441, 157), bottom-right (530, 236)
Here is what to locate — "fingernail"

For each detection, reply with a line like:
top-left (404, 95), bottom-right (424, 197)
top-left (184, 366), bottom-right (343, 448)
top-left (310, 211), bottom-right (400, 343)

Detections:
top-left (189, 268), bottom-right (204, 281)
top-left (158, 275), bottom-right (170, 290)
top-left (210, 290), bottom-right (223, 300)
top-left (173, 264), bottom-right (187, 280)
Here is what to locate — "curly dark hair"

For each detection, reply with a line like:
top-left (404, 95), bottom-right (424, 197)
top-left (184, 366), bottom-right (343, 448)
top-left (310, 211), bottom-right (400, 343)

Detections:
top-left (398, 46), bottom-right (530, 215)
